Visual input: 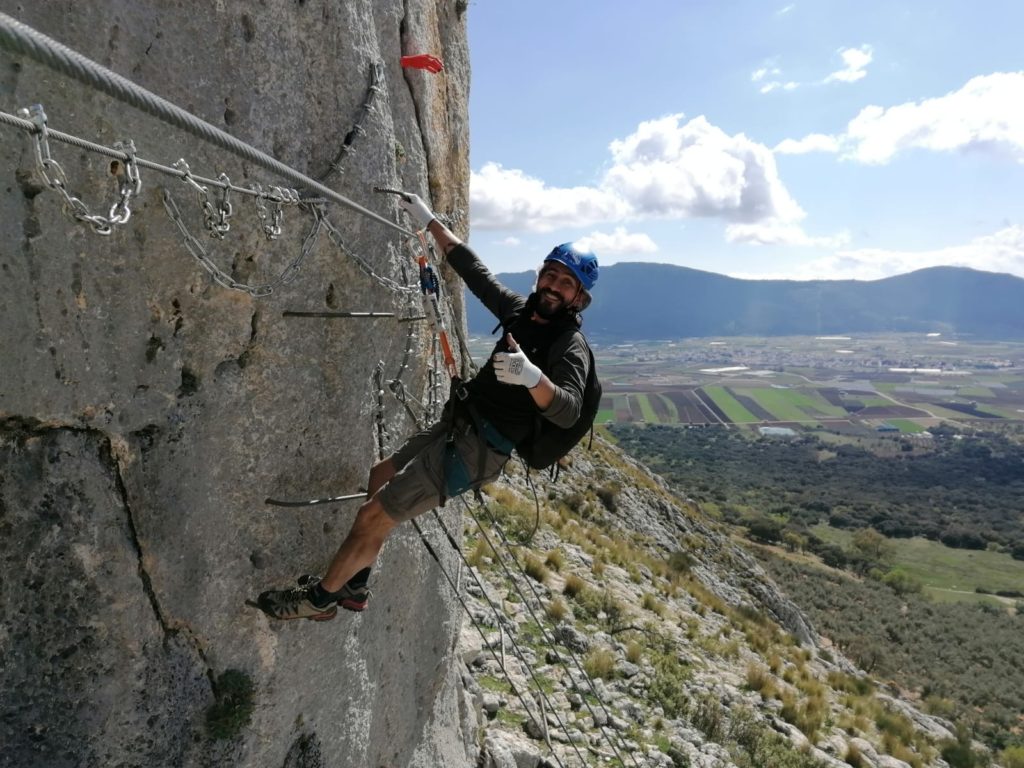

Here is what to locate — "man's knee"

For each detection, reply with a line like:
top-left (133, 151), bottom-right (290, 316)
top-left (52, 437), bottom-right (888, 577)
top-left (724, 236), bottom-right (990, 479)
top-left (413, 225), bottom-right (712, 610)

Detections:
top-left (352, 496), bottom-right (398, 540)
top-left (368, 458), bottom-right (396, 492)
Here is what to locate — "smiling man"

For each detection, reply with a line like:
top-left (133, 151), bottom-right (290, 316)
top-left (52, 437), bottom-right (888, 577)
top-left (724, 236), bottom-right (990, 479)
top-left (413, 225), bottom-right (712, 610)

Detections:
top-left (257, 193), bottom-right (599, 621)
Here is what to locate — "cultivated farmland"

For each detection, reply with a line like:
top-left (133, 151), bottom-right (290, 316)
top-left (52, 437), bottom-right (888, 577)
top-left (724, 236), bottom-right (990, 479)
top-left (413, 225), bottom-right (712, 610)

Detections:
top-left (586, 334), bottom-right (1024, 435)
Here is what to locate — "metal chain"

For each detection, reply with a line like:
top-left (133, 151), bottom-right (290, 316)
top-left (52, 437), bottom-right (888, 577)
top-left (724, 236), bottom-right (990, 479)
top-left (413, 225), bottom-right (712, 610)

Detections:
top-left (373, 361), bottom-right (390, 458)
top-left (210, 172), bottom-right (233, 237)
top-left (320, 60), bottom-right (384, 182)
top-left (22, 103), bottom-right (141, 235)
top-left (0, 14), bottom-right (414, 236)
top-left (320, 214), bottom-right (417, 295)
top-left (161, 188), bottom-right (322, 298)
top-left (252, 183), bottom-right (302, 240)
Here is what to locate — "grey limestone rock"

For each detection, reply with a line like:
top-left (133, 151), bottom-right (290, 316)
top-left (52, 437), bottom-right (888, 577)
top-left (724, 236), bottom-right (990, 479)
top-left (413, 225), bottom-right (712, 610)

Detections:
top-left (0, 1), bottom-right (472, 766)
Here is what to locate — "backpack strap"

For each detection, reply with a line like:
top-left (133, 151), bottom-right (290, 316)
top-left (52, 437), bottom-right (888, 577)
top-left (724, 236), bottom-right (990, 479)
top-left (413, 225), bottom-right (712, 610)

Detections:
top-left (441, 378), bottom-right (515, 504)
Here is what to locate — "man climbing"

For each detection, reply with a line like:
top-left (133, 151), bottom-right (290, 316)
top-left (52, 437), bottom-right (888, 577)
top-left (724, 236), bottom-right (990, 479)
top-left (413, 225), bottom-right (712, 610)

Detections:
top-left (257, 193), bottom-right (599, 621)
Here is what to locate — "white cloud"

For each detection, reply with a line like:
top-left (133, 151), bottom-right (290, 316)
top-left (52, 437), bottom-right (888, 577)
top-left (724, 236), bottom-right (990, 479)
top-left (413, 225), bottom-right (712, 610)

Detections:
top-left (573, 227), bottom-right (659, 256)
top-left (824, 45), bottom-right (873, 84)
top-left (495, 236), bottom-right (521, 246)
top-left (471, 113), bottom-right (810, 237)
top-left (773, 72), bottom-right (1024, 165)
top-left (751, 65), bottom-right (780, 83)
top-left (776, 3), bottom-right (796, 15)
top-left (604, 113), bottom-right (805, 223)
top-left (725, 221), bottom-right (850, 248)
top-left (774, 133), bottom-right (841, 155)
top-left (843, 71), bottom-right (1024, 164)
top-left (731, 226), bottom-right (1024, 280)
top-left (470, 162), bottom-right (629, 232)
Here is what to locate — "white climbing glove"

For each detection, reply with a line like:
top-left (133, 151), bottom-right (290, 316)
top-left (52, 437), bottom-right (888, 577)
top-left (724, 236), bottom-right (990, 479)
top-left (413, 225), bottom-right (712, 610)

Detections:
top-left (492, 334), bottom-right (543, 389)
top-left (398, 192), bottom-right (436, 229)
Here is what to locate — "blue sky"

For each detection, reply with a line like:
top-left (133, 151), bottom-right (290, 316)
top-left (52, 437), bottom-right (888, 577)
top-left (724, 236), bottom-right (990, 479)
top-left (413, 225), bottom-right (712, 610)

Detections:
top-left (465, 1), bottom-right (1024, 281)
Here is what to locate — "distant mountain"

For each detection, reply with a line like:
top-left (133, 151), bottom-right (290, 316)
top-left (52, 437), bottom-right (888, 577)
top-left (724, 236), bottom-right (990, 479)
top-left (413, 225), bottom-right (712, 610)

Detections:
top-left (464, 264), bottom-right (1024, 341)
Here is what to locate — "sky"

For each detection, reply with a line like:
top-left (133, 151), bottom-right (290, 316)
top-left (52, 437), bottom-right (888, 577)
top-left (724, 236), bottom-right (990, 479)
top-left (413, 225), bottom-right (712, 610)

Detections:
top-left (465, 1), bottom-right (1024, 282)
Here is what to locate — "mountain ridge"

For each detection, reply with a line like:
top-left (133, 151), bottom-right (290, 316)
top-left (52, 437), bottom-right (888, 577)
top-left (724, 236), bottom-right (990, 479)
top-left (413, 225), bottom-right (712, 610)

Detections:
top-left (465, 264), bottom-right (1024, 341)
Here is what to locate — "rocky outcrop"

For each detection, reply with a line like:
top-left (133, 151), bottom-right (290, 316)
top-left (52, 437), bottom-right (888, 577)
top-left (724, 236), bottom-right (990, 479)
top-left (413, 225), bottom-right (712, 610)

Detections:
top-left (0, 2), bottom-right (473, 766)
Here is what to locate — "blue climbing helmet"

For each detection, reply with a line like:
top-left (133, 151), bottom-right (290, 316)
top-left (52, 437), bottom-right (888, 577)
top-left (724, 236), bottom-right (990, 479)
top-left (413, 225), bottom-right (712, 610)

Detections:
top-left (543, 243), bottom-right (599, 292)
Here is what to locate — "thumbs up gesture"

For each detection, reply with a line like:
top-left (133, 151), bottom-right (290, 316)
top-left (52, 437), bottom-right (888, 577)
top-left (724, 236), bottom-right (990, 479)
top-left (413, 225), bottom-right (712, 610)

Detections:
top-left (492, 334), bottom-right (542, 389)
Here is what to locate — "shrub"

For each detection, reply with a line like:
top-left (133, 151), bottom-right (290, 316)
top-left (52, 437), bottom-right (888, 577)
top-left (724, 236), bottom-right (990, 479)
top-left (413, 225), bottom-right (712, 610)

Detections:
top-left (844, 741), bottom-right (865, 767)
top-left (596, 484), bottom-right (619, 513)
top-left (779, 691), bottom-right (825, 741)
top-left (205, 669), bottom-right (255, 740)
top-left (646, 653), bottom-right (690, 720)
top-left (923, 695), bottom-right (957, 718)
top-left (642, 592), bottom-right (665, 616)
top-left (467, 538), bottom-right (494, 567)
top-left (875, 710), bottom-right (916, 746)
top-left (827, 671), bottom-right (874, 696)
top-left (668, 549), bottom-right (693, 574)
top-left (544, 548), bottom-right (565, 572)
top-left (881, 568), bottom-right (923, 595)
top-left (689, 691), bottom-right (724, 741)
top-left (745, 664), bottom-right (773, 697)
top-left (563, 573), bottom-right (586, 598)
top-left (546, 598), bottom-right (568, 623)
top-left (523, 554), bottom-right (549, 583)
top-left (1000, 746), bottom-right (1024, 768)
top-left (583, 647), bottom-right (617, 680)
top-left (625, 641), bottom-right (643, 664)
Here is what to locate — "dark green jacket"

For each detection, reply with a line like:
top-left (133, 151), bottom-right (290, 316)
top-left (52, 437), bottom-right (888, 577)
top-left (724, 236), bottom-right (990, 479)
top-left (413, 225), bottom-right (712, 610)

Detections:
top-left (447, 243), bottom-right (590, 444)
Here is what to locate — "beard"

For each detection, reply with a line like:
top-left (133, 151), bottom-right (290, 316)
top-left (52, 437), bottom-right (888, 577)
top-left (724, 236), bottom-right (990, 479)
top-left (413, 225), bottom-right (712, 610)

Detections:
top-left (533, 289), bottom-right (566, 320)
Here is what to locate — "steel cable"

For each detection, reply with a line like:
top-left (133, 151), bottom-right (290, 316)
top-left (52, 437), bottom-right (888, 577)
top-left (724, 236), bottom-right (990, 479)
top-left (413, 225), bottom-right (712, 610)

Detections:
top-left (459, 495), bottom-right (644, 768)
top-left (0, 12), bottom-right (412, 236)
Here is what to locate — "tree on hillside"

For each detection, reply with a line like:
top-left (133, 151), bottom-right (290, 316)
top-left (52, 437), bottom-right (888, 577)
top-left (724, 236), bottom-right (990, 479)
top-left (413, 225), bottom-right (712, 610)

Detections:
top-left (851, 528), bottom-right (892, 563)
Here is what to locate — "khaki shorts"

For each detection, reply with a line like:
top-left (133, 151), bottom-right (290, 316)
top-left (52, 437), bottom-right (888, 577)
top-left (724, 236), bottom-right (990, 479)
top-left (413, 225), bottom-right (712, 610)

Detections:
top-left (377, 417), bottom-right (510, 522)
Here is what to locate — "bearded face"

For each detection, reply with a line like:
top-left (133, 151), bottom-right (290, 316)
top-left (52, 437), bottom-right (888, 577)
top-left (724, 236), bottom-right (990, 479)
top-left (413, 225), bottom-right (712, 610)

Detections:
top-left (533, 262), bottom-right (582, 319)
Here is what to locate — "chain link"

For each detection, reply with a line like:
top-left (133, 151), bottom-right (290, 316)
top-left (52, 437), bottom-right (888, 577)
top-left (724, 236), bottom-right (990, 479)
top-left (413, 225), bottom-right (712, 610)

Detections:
top-left (320, 60), bottom-right (384, 182)
top-left (251, 183), bottom-right (301, 240)
top-left (162, 187), bottom-right (322, 298)
top-left (21, 103), bottom-right (141, 235)
top-left (208, 172), bottom-right (233, 237)
top-left (320, 214), bottom-right (417, 295)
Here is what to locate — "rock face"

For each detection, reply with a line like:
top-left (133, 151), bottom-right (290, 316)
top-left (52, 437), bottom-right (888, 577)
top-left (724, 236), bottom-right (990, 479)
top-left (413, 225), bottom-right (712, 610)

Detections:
top-left (0, 2), bottom-right (472, 767)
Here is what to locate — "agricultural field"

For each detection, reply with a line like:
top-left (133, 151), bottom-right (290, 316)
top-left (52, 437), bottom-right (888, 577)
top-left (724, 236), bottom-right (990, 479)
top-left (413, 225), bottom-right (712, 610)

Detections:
top-left (592, 334), bottom-right (1024, 435)
top-left (811, 525), bottom-right (1024, 608)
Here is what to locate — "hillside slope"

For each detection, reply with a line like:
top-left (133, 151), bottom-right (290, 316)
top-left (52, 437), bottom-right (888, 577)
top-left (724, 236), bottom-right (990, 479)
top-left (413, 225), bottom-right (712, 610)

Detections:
top-left (457, 438), bottom-right (985, 768)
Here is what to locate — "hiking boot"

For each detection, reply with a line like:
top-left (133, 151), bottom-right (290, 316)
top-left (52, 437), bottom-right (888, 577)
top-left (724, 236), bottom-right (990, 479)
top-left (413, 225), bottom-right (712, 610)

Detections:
top-left (337, 581), bottom-right (370, 612)
top-left (297, 574), bottom-right (370, 613)
top-left (257, 583), bottom-right (337, 622)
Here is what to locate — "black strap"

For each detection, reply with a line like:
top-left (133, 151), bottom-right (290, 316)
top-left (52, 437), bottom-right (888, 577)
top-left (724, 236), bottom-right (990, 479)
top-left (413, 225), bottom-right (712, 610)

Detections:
top-left (443, 379), bottom-right (493, 501)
